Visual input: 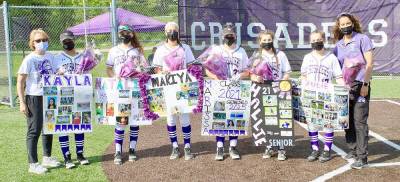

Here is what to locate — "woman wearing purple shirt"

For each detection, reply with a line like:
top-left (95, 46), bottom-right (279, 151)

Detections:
top-left (333, 13), bottom-right (374, 169)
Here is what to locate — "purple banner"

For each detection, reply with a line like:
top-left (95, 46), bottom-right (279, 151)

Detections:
top-left (178, 0), bottom-right (400, 73)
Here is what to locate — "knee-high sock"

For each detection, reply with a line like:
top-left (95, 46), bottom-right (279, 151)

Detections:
top-left (324, 132), bottom-right (334, 151)
top-left (182, 125), bottom-right (191, 148)
top-left (309, 131), bottom-right (319, 151)
top-left (59, 135), bottom-right (70, 160)
top-left (75, 133), bottom-right (84, 154)
top-left (129, 126), bottom-right (139, 150)
top-left (229, 136), bottom-right (238, 147)
top-left (216, 136), bottom-right (224, 148)
top-left (167, 125), bottom-right (178, 147)
top-left (114, 128), bottom-right (124, 153)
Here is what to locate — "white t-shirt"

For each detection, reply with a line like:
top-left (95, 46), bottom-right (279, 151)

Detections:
top-left (250, 50), bottom-right (291, 80)
top-left (207, 45), bottom-right (250, 79)
top-left (301, 51), bottom-right (342, 83)
top-left (106, 45), bottom-right (147, 76)
top-left (54, 52), bottom-right (83, 74)
top-left (153, 43), bottom-right (195, 71)
top-left (17, 52), bottom-right (56, 96)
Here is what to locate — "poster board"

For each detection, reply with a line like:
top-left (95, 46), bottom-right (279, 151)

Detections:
top-left (42, 74), bottom-right (93, 134)
top-left (251, 81), bottom-right (295, 147)
top-left (94, 77), bottom-right (152, 125)
top-left (201, 79), bottom-right (251, 136)
top-left (146, 69), bottom-right (199, 116)
top-left (293, 81), bottom-right (349, 131)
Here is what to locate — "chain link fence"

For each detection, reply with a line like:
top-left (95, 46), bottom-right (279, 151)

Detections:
top-left (0, 4), bottom-right (12, 105)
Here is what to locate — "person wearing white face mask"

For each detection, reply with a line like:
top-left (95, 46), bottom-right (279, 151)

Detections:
top-left (17, 29), bottom-right (61, 175)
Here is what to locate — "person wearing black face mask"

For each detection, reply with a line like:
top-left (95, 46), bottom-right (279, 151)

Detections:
top-left (167, 30), bottom-right (179, 42)
top-left (54, 30), bottom-right (91, 169)
top-left (301, 30), bottom-right (344, 164)
top-left (119, 33), bottom-right (133, 44)
top-left (333, 13), bottom-right (375, 170)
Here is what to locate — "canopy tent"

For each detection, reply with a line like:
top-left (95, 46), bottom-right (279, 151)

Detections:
top-left (68, 8), bottom-right (166, 35)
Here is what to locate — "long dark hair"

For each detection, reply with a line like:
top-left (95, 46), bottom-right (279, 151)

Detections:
top-left (332, 13), bottom-right (363, 42)
top-left (129, 31), bottom-right (144, 54)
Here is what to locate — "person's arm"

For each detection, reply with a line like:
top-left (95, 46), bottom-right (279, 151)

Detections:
top-left (239, 49), bottom-right (250, 79)
top-left (281, 52), bottom-right (291, 81)
top-left (17, 74), bottom-right (28, 116)
top-left (361, 50), bottom-right (373, 96)
top-left (336, 77), bottom-right (345, 85)
top-left (205, 69), bottom-right (219, 80)
top-left (106, 67), bottom-right (114, 77)
top-left (282, 72), bottom-right (290, 80)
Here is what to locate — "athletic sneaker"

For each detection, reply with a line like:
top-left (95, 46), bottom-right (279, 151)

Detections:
top-left (64, 154), bottom-right (76, 169)
top-left (129, 148), bottom-right (138, 162)
top-left (77, 153), bottom-right (90, 165)
top-left (351, 159), bottom-right (368, 169)
top-left (345, 151), bottom-right (357, 160)
top-left (263, 148), bottom-right (274, 159)
top-left (42, 156), bottom-right (61, 167)
top-left (277, 150), bottom-right (287, 161)
top-left (229, 147), bottom-right (241, 160)
top-left (184, 147), bottom-right (194, 160)
top-left (319, 151), bottom-right (332, 163)
top-left (29, 163), bottom-right (48, 174)
top-left (114, 151), bottom-right (122, 165)
top-left (307, 150), bottom-right (320, 162)
top-left (169, 147), bottom-right (180, 160)
top-left (215, 147), bottom-right (224, 161)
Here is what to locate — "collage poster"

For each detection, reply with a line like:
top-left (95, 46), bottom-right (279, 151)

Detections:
top-left (293, 80), bottom-right (349, 131)
top-left (146, 69), bottom-right (199, 117)
top-left (201, 79), bottom-right (251, 136)
top-left (94, 77), bottom-right (153, 125)
top-left (42, 74), bottom-right (93, 134)
top-left (250, 81), bottom-right (295, 147)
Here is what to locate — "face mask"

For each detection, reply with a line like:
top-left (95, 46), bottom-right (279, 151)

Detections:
top-left (260, 42), bottom-right (274, 50)
top-left (340, 25), bottom-right (353, 35)
top-left (224, 36), bottom-right (236, 46)
top-left (119, 34), bottom-right (132, 44)
top-left (167, 31), bottom-right (179, 41)
top-left (311, 41), bottom-right (324, 51)
top-left (63, 41), bottom-right (75, 51)
top-left (35, 41), bottom-right (49, 52)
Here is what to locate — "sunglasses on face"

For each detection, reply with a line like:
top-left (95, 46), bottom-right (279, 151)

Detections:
top-left (34, 39), bottom-right (48, 43)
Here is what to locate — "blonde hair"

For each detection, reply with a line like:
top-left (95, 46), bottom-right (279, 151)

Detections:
top-left (309, 30), bottom-right (326, 42)
top-left (165, 22), bottom-right (179, 32)
top-left (29, 28), bottom-right (49, 50)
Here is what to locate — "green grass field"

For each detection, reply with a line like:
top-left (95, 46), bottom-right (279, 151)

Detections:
top-left (0, 105), bottom-right (113, 181)
top-left (1, 52), bottom-right (400, 181)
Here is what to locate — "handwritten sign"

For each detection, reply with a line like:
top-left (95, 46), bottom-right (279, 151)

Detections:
top-left (146, 69), bottom-right (199, 116)
top-left (251, 81), bottom-right (295, 147)
top-left (42, 74), bottom-right (93, 134)
top-left (201, 79), bottom-right (251, 136)
top-left (94, 77), bottom-right (152, 125)
top-left (293, 80), bottom-right (349, 131)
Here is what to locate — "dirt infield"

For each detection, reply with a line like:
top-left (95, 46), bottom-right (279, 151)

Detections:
top-left (102, 101), bottom-right (400, 182)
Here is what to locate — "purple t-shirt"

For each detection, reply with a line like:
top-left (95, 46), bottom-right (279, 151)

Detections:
top-left (333, 32), bottom-right (374, 82)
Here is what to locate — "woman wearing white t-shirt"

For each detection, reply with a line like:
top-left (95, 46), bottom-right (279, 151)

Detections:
top-left (17, 29), bottom-right (61, 174)
top-left (301, 30), bottom-right (344, 163)
top-left (204, 24), bottom-right (250, 161)
top-left (153, 22), bottom-right (195, 160)
top-left (106, 24), bottom-right (148, 165)
top-left (249, 30), bottom-right (292, 161)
